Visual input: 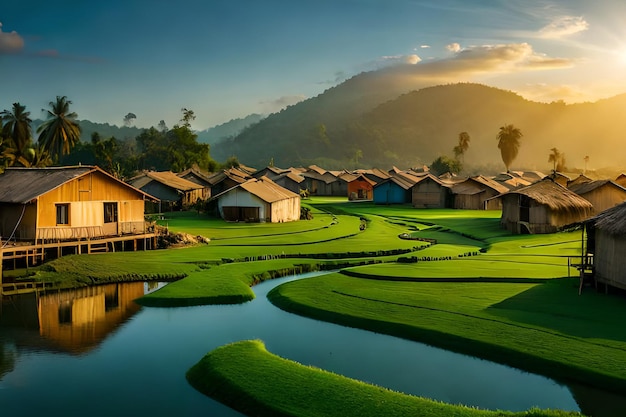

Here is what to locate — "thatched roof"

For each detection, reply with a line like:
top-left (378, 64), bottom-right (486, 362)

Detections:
top-left (593, 201), bottom-right (626, 235)
top-left (502, 178), bottom-right (593, 212)
top-left (0, 166), bottom-right (156, 204)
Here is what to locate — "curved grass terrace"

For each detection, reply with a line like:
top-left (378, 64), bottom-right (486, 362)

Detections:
top-left (187, 339), bottom-right (581, 417)
top-left (21, 198), bottom-right (626, 416)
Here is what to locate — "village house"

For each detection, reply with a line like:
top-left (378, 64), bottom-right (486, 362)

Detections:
top-left (212, 176), bottom-right (301, 223)
top-left (177, 166), bottom-right (213, 196)
top-left (412, 173), bottom-right (452, 208)
top-left (583, 201), bottom-right (626, 291)
top-left (450, 175), bottom-right (509, 210)
top-left (273, 171), bottom-right (306, 195)
top-left (499, 177), bottom-right (593, 234)
top-left (299, 165), bottom-right (339, 196)
top-left (568, 178), bottom-right (626, 214)
top-left (127, 170), bottom-right (207, 212)
top-left (0, 166), bottom-right (158, 273)
top-left (206, 167), bottom-right (253, 196)
top-left (614, 173), bottom-right (626, 188)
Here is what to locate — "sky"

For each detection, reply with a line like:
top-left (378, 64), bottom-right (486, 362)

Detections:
top-left (3, 0), bottom-right (626, 131)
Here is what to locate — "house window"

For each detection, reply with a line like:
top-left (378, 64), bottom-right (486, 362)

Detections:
top-left (104, 202), bottom-right (118, 223)
top-left (56, 204), bottom-right (69, 225)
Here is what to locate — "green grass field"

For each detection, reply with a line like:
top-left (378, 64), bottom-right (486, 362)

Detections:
top-left (25, 198), bottom-right (623, 416)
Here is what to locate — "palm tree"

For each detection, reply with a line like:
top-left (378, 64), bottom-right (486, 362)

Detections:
top-left (583, 155), bottom-right (589, 175)
top-left (1, 102), bottom-right (33, 155)
top-left (37, 96), bottom-right (81, 161)
top-left (496, 124), bottom-right (523, 172)
top-left (548, 147), bottom-right (562, 173)
top-left (453, 131), bottom-right (471, 163)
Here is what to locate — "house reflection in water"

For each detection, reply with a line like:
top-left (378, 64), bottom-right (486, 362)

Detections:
top-left (1, 282), bottom-right (147, 355)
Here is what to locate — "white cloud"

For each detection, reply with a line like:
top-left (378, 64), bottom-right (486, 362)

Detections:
top-left (446, 43), bottom-right (461, 53)
top-left (539, 16), bottom-right (589, 39)
top-left (420, 45), bottom-right (430, 49)
top-left (380, 54), bottom-right (422, 66)
top-left (376, 43), bottom-right (574, 88)
top-left (445, 43), bottom-right (572, 72)
top-left (0, 22), bottom-right (24, 54)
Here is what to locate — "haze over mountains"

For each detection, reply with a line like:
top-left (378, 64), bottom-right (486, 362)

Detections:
top-left (68, 65), bottom-right (626, 174)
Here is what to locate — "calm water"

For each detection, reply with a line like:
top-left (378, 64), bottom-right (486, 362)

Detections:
top-left (0, 272), bottom-right (617, 416)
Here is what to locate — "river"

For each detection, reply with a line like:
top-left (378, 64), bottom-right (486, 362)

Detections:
top-left (0, 272), bottom-right (618, 416)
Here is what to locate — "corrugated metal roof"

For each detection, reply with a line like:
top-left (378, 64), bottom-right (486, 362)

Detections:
top-left (0, 166), bottom-right (157, 203)
top-left (569, 180), bottom-right (624, 196)
top-left (239, 176), bottom-right (300, 203)
top-left (128, 171), bottom-right (203, 191)
top-left (0, 166), bottom-right (95, 203)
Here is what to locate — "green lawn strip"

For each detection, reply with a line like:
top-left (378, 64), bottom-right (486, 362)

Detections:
top-left (137, 259), bottom-right (321, 307)
top-left (186, 339), bottom-right (582, 417)
top-left (159, 204), bottom-right (336, 240)
top-left (31, 252), bottom-right (198, 288)
top-left (267, 273), bottom-right (626, 394)
top-left (342, 257), bottom-right (571, 280)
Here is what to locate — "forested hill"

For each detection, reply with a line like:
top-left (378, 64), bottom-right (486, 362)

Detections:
top-left (196, 114), bottom-right (265, 146)
top-left (210, 67), bottom-right (438, 167)
top-left (211, 81), bottom-right (626, 172)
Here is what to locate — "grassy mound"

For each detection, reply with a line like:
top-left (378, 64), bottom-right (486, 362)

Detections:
top-left (187, 340), bottom-right (584, 417)
top-left (268, 273), bottom-right (626, 394)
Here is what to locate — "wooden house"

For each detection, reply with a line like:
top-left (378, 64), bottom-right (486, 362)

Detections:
top-left (450, 176), bottom-right (509, 210)
top-left (205, 167), bottom-right (252, 196)
top-left (273, 171), bottom-right (306, 194)
top-left (354, 168), bottom-right (390, 184)
top-left (0, 166), bottom-right (157, 243)
top-left (127, 170), bottom-right (206, 211)
top-left (568, 179), bottom-right (626, 214)
top-left (300, 165), bottom-right (338, 196)
top-left (412, 174), bottom-right (451, 208)
top-left (499, 178), bottom-right (593, 234)
top-left (373, 171), bottom-right (423, 204)
top-left (492, 172), bottom-right (532, 190)
top-left (212, 176), bottom-right (300, 223)
top-left (343, 173), bottom-right (376, 201)
top-left (614, 173), bottom-right (626, 188)
top-left (177, 166), bottom-right (213, 192)
top-left (584, 201), bottom-right (626, 291)
top-left (253, 166), bottom-right (290, 180)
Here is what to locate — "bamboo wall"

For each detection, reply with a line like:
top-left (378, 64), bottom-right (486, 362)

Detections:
top-left (580, 187), bottom-right (626, 214)
top-left (594, 229), bottom-right (626, 290)
top-left (412, 180), bottom-right (447, 208)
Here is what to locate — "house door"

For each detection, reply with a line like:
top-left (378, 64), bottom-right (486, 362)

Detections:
top-left (103, 202), bottom-right (118, 236)
top-left (519, 195), bottom-right (530, 222)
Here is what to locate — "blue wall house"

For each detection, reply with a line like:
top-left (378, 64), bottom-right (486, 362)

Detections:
top-left (373, 175), bottom-right (414, 204)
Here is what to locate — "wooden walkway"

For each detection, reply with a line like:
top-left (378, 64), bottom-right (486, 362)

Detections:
top-left (1, 232), bottom-right (158, 295)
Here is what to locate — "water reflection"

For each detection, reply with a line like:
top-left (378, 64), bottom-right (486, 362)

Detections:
top-left (0, 276), bottom-right (622, 417)
top-left (1, 282), bottom-right (151, 354)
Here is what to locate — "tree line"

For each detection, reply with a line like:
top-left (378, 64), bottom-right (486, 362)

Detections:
top-left (1, 98), bottom-right (229, 179)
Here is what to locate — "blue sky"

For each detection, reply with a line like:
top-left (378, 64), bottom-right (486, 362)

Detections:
top-left (2, 0), bottom-right (626, 130)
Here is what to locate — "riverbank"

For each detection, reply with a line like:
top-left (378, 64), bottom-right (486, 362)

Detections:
top-left (10, 201), bottom-right (625, 416)
top-left (187, 339), bottom-right (584, 417)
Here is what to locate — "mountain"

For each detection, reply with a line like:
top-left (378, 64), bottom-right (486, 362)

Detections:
top-left (211, 76), bottom-right (626, 172)
top-left (30, 119), bottom-right (145, 143)
top-left (210, 66), bottom-right (439, 167)
top-left (196, 114), bottom-right (265, 146)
